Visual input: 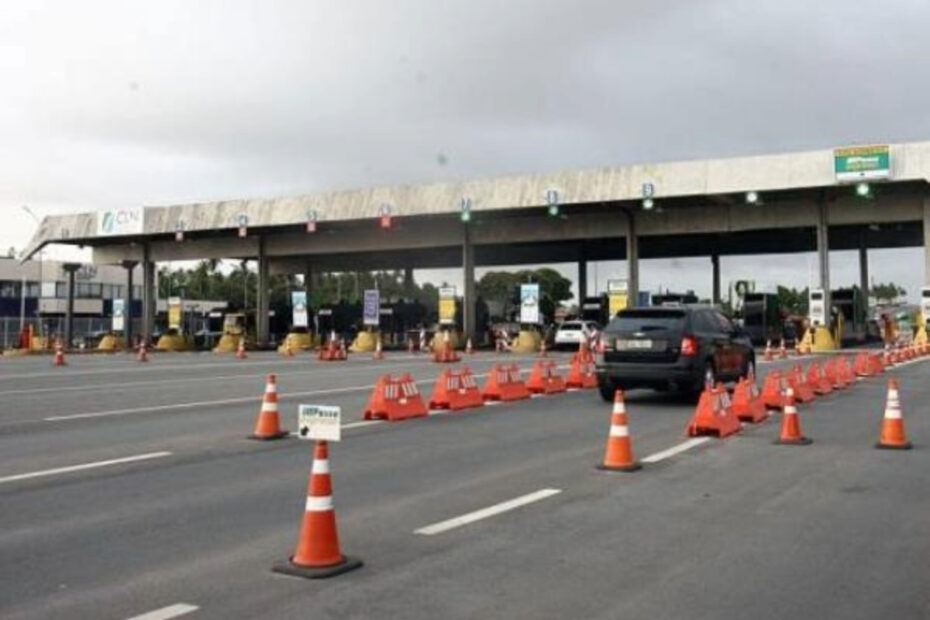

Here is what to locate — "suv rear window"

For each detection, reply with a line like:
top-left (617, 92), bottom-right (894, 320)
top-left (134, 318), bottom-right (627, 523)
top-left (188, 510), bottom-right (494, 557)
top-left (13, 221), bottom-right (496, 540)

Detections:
top-left (607, 310), bottom-right (686, 332)
top-left (558, 322), bottom-right (583, 331)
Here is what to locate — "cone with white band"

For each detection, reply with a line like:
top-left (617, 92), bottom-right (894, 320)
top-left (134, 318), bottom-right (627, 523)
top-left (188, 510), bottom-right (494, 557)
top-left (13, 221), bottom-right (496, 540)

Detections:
top-left (596, 390), bottom-right (642, 472)
top-left (236, 337), bottom-right (248, 359)
top-left (773, 388), bottom-right (812, 445)
top-left (53, 341), bottom-right (66, 367)
top-left (249, 374), bottom-right (289, 440)
top-left (137, 342), bottom-right (149, 362)
top-left (373, 338), bottom-right (384, 360)
top-left (876, 379), bottom-right (912, 450)
top-left (273, 441), bottom-right (362, 579)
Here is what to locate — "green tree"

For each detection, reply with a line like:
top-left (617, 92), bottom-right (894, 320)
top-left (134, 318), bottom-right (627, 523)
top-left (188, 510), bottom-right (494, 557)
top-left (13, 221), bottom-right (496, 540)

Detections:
top-left (776, 286), bottom-right (809, 316)
top-left (870, 281), bottom-right (905, 303)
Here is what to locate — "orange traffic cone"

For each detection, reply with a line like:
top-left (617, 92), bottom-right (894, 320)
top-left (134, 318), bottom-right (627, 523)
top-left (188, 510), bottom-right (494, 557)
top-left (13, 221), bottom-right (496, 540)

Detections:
top-left (236, 337), bottom-right (248, 359)
top-left (596, 390), bottom-right (641, 472)
top-left (465, 338), bottom-right (474, 355)
top-left (272, 441), bottom-right (362, 579)
top-left (876, 380), bottom-right (912, 450)
top-left (778, 339), bottom-right (788, 359)
top-left (138, 342), bottom-right (149, 362)
top-left (373, 339), bottom-right (384, 360)
top-left (249, 374), bottom-right (289, 440)
top-left (53, 341), bottom-right (67, 367)
top-left (763, 340), bottom-right (773, 362)
top-left (539, 339), bottom-right (548, 357)
top-left (408, 339), bottom-right (415, 355)
top-left (774, 389), bottom-right (812, 445)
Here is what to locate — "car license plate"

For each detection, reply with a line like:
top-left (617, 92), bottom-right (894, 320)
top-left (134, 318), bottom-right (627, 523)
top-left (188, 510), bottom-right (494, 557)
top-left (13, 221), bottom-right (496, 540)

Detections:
top-left (617, 338), bottom-right (652, 350)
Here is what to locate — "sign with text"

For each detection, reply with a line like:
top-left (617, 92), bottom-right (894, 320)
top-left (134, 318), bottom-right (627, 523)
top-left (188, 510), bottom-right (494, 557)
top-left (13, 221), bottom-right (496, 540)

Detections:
top-left (112, 298), bottom-right (125, 332)
top-left (438, 286), bottom-right (457, 325)
top-left (298, 405), bottom-right (341, 441)
top-left (520, 283), bottom-right (540, 325)
top-left (607, 279), bottom-right (629, 317)
top-left (97, 207), bottom-right (144, 236)
top-left (834, 145), bottom-right (890, 182)
top-left (291, 291), bottom-right (308, 328)
top-left (168, 296), bottom-right (182, 330)
top-left (363, 289), bottom-right (380, 326)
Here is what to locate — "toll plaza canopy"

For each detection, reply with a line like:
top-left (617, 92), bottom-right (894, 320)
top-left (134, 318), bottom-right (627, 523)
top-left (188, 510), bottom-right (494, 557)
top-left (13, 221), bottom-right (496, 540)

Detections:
top-left (23, 140), bottom-right (930, 345)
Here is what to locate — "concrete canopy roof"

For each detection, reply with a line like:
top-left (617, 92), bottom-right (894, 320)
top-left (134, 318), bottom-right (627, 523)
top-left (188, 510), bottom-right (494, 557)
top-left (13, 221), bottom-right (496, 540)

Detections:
top-left (22, 140), bottom-right (930, 261)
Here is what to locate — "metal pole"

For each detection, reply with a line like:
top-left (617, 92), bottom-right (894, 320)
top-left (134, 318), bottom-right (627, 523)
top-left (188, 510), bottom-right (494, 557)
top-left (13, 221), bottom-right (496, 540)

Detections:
top-left (19, 274), bottom-right (26, 331)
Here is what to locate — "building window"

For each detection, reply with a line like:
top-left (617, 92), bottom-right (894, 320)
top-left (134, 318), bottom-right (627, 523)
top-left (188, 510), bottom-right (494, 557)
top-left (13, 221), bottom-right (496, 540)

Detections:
top-left (0, 281), bottom-right (20, 298)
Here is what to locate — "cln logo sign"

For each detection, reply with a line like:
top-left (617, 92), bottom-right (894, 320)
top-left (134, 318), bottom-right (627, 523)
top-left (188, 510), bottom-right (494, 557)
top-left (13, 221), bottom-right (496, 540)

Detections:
top-left (298, 405), bottom-right (341, 442)
top-left (97, 207), bottom-right (144, 236)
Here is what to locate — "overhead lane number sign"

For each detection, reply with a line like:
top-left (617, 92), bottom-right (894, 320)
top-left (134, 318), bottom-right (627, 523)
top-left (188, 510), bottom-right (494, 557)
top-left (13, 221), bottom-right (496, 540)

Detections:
top-left (298, 405), bottom-right (341, 442)
top-left (834, 145), bottom-right (890, 182)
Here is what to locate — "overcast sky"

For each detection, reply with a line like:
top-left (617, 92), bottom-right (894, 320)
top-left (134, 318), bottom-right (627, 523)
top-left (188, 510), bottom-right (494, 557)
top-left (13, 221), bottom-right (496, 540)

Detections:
top-left (3, 0), bottom-right (930, 300)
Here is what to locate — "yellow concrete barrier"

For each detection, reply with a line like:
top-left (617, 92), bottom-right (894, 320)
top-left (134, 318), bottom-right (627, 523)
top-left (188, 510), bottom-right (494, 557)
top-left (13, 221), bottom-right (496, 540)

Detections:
top-left (213, 333), bottom-right (241, 354)
top-left (811, 326), bottom-right (837, 352)
top-left (97, 333), bottom-right (125, 351)
top-left (278, 331), bottom-right (313, 353)
top-left (429, 330), bottom-right (461, 351)
top-left (156, 332), bottom-right (192, 352)
top-left (512, 329), bottom-right (541, 353)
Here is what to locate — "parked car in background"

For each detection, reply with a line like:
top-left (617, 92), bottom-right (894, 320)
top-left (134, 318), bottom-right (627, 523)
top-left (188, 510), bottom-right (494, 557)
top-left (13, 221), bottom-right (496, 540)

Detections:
top-left (596, 305), bottom-right (755, 401)
top-left (554, 320), bottom-right (599, 350)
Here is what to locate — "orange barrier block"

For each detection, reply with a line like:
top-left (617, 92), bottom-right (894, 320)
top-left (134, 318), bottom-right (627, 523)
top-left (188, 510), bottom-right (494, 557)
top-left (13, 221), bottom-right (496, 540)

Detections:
top-left (272, 441), bottom-right (362, 579)
top-left (731, 376), bottom-right (768, 423)
top-left (318, 338), bottom-right (348, 361)
top-left (429, 368), bottom-right (484, 411)
top-left (823, 358), bottom-right (846, 389)
top-left (806, 362), bottom-right (833, 395)
top-left (482, 364), bottom-right (531, 402)
top-left (760, 371), bottom-right (787, 410)
top-left (685, 383), bottom-right (742, 438)
top-left (565, 353), bottom-right (598, 389)
top-left (854, 352), bottom-right (872, 378)
top-left (787, 363), bottom-right (816, 403)
top-left (363, 373), bottom-right (428, 421)
top-left (526, 360), bottom-right (566, 395)
top-left (868, 353), bottom-right (884, 375)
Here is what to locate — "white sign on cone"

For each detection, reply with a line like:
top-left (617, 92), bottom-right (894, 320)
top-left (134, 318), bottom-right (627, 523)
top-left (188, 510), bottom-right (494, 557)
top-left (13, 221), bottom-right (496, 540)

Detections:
top-left (298, 405), bottom-right (341, 441)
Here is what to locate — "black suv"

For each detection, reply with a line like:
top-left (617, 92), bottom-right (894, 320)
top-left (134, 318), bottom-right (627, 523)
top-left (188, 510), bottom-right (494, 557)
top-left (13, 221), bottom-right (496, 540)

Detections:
top-left (596, 305), bottom-right (755, 401)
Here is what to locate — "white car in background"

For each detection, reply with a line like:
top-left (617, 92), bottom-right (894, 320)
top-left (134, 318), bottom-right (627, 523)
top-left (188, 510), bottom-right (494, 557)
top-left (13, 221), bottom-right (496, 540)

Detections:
top-left (554, 320), bottom-right (599, 350)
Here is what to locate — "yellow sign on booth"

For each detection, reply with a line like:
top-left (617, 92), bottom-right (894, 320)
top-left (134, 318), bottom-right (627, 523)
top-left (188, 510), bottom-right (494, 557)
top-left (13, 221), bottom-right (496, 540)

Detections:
top-left (438, 286), bottom-right (456, 325)
top-left (607, 279), bottom-right (629, 318)
top-left (168, 297), bottom-right (182, 330)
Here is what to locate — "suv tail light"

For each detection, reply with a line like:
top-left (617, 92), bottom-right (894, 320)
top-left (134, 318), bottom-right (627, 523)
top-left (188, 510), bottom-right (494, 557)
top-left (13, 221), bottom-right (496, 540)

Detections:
top-left (680, 335), bottom-right (697, 357)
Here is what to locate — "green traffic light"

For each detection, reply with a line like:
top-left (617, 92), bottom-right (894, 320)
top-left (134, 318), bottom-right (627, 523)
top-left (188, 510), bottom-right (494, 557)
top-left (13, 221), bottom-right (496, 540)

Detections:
top-left (460, 210), bottom-right (471, 223)
top-left (548, 204), bottom-right (559, 216)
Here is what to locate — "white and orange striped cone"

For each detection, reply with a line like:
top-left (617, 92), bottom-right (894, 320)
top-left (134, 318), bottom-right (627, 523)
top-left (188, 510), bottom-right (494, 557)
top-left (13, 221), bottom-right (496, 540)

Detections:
top-left (773, 388), bottom-right (812, 446)
top-left (249, 374), bottom-right (289, 440)
top-left (408, 338), bottom-right (415, 355)
top-left (465, 337), bottom-right (474, 355)
top-left (763, 340), bottom-right (773, 361)
top-left (373, 339), bottom-right (384, 360)
top-left (778, 339), bottom-right (788, 359)
top-left (272, 441), bottom-right (362, 579)
top-left (876, 379), bottom-right (912, 450)
top-left (137, 342), bottom-right (149, 362)
top-left (539, 339), bottom-right (548, 358)
top-left (53, 341), bottom-right (66, 367)
top-left (596, 390), bottom-right (642, 472)
top-left (236, 337), bottom-right (248, 359)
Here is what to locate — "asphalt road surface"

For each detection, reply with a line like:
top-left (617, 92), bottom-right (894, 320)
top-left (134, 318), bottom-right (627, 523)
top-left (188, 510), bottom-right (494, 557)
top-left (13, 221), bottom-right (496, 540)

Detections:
top-left (1, 348), bottom-right (928, 619)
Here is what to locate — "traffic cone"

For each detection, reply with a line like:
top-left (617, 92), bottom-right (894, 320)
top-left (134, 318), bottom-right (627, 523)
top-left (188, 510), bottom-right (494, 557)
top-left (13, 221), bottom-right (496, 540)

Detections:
top-left (539, 339), bottom-right (548, 357)
top-left (272, 441), bottom-right (363, 579)
top-left (876, 380), bottom-right (912, 450)
top-left (763, 340), bottom-right (773, 362)
top-left (465, 338), bottom-right (474, 355)
top-left (53, 341), bottom-right (66, 367)
top-left (408, 339), bottom-right (415, 355)
top-left (236, 337), bottom-right (248, 359)
top-left (774, 389), bottom-right (812, 445)
top-left (373, 339), bottom-right (384, 360)
top-left (778, 339), bottom-right (788, 359)
top-left (249, 374), bottom-right (289, 440)
top-left (596, 390), bottom-right (641, 472)
top-left (137, 342), bottom-right (149, 363)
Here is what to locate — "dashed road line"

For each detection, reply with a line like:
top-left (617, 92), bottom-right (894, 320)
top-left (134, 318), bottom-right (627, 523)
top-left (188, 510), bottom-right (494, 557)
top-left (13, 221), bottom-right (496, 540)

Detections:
top-left (126, 603), bottom-right (199, 620)
top-left (414, 488), bottom-right (562, 535)
top-left (641, 438), bottom-right (711, 464)
top-left (0, 451), bottom-right (172, 485)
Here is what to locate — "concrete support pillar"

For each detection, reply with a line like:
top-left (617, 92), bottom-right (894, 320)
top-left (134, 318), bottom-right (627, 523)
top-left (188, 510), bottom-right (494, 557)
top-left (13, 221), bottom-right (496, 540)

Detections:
top-left (858, 233), bottom-right (869, 317)
top-left (463, 224), bottom-right (476, 340)
top-left (141, 245), bottom-right (155, 344)
top-left (257, 236), bottom-right (270, 347)
top-left (403, 267), bottom-right (415, 297)
top-left (63, 263), bottom-right (80, 348)
top-left (577, 259), bottom-right (588, 303)
top-left (122, 260), bottom-right (137, 346)
top-left (711, 252), bottom-right (721, 305)
top-left (624, 209), bottom-right (639, 307)
top-left (923, 196), bottom-right (930, 285)
top-left (816, 197), bottom-right (831, 311)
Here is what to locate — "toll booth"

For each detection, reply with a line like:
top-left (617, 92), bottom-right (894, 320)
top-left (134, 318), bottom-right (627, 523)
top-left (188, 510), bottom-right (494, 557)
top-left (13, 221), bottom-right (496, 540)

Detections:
top-left (920, 287), bottom-right (930, 327)
top-left (378, 304), bottom-right (399, 343)
top-left (832, 288), bottom-right (866, 344)
top-left (580, 295), bottom-right (608, 325)
top-left (651, 292), bottom-right (699, 307)
top-left (742, 292), bottom-right (780, 345)
top-left (316, 306), bottom-right (335, 336)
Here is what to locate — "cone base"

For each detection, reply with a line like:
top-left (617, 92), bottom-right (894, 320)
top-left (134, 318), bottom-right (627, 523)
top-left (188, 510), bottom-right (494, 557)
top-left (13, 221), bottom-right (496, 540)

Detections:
top-left (272, 555), bottom-right (363, 579)
top-left (875, 441), bottom-right (913, 450)
top-left (596, 462), bottom-right (642, 473)
top-left (774, 437), bottom-right (813, 445)
top-left (248, 431), bottom-right (290, 441)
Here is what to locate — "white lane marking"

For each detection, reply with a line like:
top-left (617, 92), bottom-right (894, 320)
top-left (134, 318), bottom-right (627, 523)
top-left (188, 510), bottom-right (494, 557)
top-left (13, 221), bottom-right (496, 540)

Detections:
top-left (641, 437), bottom-right (711, 464)
top-left (0, 451), bottom-right (172, 485)
top-left (414, 488), bottom-right (562, 536)
top-left (44, 364), bottom-right (571, 423)
top-left (126, 603), bottom-right (199, 620)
